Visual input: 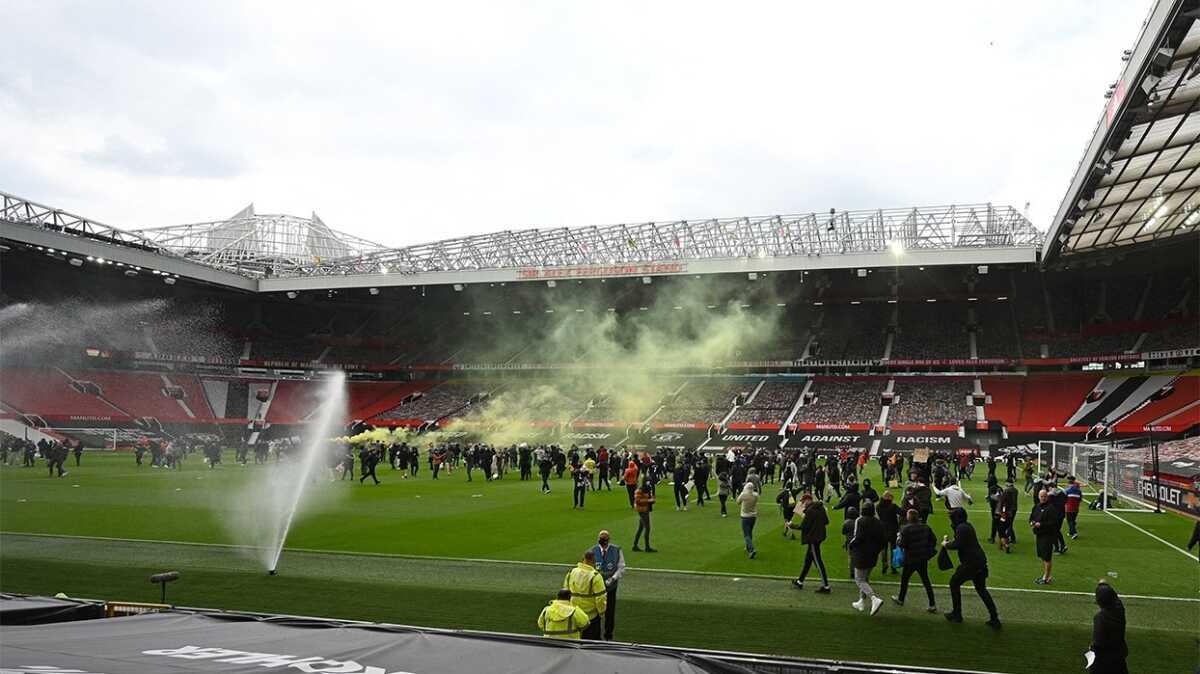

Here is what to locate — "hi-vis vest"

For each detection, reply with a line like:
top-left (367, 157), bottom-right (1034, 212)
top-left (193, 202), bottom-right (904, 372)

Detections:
top-left (537, 600), bottom-right (589, 639)
top-left (563, 563), bottom-right (607, 619)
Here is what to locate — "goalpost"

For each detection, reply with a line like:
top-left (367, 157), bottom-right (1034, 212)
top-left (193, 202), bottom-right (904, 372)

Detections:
top-left (1039, 439), bottom-right (1158, 512)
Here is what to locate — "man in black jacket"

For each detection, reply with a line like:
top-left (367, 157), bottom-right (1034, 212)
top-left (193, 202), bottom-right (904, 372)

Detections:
top-left (1089, 581), bottom-right (1128, 674)
top-left (833, 483), bottom-right (861, 522)
top-left (848, 500), bottom-right (886, 616)
top-left (1030, 489), bottom-right (1059, 585)
top-left (789, 493), bottom-right (831, 593)
top-left (892, 509), bottom-right (938, 613)
top-left (876, 491), bottom-right (901, 574)
top-left (942, 507), bottom-right (1001, 628)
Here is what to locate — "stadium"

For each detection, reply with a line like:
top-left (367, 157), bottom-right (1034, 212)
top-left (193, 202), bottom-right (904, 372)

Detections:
top-left (1, 3), bottom-right (1198, 674)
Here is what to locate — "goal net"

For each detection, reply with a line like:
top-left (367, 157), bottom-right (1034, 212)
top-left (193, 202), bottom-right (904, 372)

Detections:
top-left (1098, 444), bottom-right (1157, 513)
top-left (1037, 440), bottom-right (1104, 495)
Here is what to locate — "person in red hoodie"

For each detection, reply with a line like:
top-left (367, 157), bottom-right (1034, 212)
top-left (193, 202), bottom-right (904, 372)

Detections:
top-left (623, 460), bottom-right (639, 508)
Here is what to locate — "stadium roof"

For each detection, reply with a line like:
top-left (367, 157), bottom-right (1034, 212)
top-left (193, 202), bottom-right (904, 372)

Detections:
top-left (0, 190), bottom-right (1042, 291)
top-left (1045, 0), bottom-right (1200, 262)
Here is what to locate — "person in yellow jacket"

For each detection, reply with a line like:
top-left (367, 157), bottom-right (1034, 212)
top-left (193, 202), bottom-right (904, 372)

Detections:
top-left (562, 549), bottom-right (607, 639)
top-left (537, 589), bottom-right (591, 640)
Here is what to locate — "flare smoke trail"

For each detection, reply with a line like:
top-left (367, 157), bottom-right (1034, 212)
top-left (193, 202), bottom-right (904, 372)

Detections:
top-left (426, 275), bottom-right (794, 448)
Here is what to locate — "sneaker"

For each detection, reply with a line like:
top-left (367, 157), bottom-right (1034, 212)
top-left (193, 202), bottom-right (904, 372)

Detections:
top-left (682, 506), bottom-right (688, 511)
top-left (1059, 546), bottom-right (1068, 554)
top-left (749, 550), bottom-right (757, 559)
top-left (986, 618), bottom-right (1003, 630)
top-left (1070, 533), bottom-right (1078, 540)
top-left (851, 599), bottom-right (865, 612)
top-left (944, 612), bottom-right (963, 623)
top-left (890, 596), bottom-right (904, 607)
top-left (792, 579), bottom-right (804, 590)
top-left (632, 546), bottom-right (642, 552)
top-left (870, 596), bottom-right (883, 616)
top-left (926, 606), bottom-right (938, 614)
top-left (1034, 577), bottom-right (1049, 585)
top-left (645, 547), bottom-right (658, 553)
top-left (815, 586), bottom-right (831, 594)
top-left (721, 513), bottom-right (728, 518)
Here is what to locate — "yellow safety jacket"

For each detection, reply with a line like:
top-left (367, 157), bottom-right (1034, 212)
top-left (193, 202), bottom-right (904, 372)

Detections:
top-left (562, 562), bottom-right (607, 619)
top-left (537, 599), bottom-right (590, 639)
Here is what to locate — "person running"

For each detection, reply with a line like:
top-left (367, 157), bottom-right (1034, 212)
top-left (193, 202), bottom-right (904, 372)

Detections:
top-left (892, 509), bottom-right (938, 613)
top-left (790, 493), bottom-right (831, 593)
top-left (736, 482), bottom-right (759, 559)
top-left (941, 507), bottom-right (1001, 628)
top-left (848, 500), bottom-right (885, 616)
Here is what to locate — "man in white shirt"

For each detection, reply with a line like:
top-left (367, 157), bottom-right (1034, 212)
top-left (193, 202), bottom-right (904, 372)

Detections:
top-left (934, 477), bottom-right (973, 510)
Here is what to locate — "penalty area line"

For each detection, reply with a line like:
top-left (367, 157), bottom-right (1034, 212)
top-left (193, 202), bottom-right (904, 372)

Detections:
top-left (3, 530), bottom-right (1197, 603)
top-left (1103, 509), bottom-right (1199, 561)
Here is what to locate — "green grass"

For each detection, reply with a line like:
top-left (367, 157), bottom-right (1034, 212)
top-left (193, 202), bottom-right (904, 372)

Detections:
top-left (2, 452), bottom-right (1198, 673)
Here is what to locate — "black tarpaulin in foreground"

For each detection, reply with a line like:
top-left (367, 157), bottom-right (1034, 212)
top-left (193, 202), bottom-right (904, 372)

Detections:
top-left (0, 610), bottom-right (749, 674)
top-left (0, 593), bottom-right (105, 625)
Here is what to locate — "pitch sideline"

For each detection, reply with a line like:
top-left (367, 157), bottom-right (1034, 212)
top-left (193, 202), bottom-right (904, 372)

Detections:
top-left (2, 530), bottom-right (1196, 603)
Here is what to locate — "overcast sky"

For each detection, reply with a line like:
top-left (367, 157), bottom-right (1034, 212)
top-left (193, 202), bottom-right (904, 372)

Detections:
top-left (0, 1), bottom-right (1152, 247)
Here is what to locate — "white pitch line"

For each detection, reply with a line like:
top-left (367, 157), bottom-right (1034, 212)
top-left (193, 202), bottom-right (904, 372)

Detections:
top-left (2, 530), bottom-right (1197, 603)
top-left (1103, 509), bottom-right (1200, 561)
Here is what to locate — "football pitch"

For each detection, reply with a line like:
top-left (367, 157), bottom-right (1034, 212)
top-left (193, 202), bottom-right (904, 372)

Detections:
top-left (1, 452), bottom-right (1197, 673)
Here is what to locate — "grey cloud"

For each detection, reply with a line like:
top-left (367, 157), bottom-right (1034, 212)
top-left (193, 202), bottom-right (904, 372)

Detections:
top-left (80, 134), bottom-right (245, 179)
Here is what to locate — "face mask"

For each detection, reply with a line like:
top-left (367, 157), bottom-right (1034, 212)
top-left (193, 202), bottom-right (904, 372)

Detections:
top-left (598, 539), bottom-right (609, 546)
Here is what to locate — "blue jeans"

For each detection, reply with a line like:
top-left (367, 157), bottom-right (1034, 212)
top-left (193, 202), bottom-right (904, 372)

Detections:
top-left (741, 516), bottom-right (757, 553)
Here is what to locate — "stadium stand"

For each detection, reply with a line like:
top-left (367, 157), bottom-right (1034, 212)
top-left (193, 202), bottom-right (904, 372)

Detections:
top-left (1113, 375), bottom-right (1200, 431)
top-left (655, 380), bottom-right (745, 425)
top-left (793, 378), bottom-right (881, 425)
top-left (1001, 374), bottom-right (1101, 427)
top-left (889, 378), bottom-right (973, 426)
top-left (892, 303), bottom-right (970, 360)
top-left (728, 380), bottom-right (803, 425)
top-left (374, 382), bottom-right (477, 422)
top-left (0, 368), bottom-right (131, 421)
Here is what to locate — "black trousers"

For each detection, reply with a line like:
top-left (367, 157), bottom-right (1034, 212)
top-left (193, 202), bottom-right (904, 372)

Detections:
top-left (696, 480), bottom-right (709, 505)
top-left (603, 585), bottom-right (618, 640)
top-left (949, 566), bottom-right (998, 619)
top-left (360, 463), bottom-right (378, 484)
top-left (634, 512), bottom-right (651, 548)
top-left (581, 615), bottom-right (602, 640)
top-left (573, 485), bottom-right (586, 507)
top-left (719, 494), bottom-right (728, 515)
top-left (674, 482), bottom-right (688, 508)
top-left (798, 542), bottom-right (828, 585)
top-left (899, 559), bottom-right (936, 607)
top-left (626, 484), bottom-right (637, 507)
top-left (541, 470), bottom-right (551, 491)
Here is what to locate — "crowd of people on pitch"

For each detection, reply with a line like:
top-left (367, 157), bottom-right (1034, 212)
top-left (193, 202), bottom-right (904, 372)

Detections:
top-left (0, 432), bottom-right (80, 475)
